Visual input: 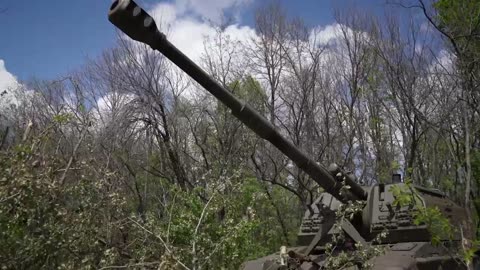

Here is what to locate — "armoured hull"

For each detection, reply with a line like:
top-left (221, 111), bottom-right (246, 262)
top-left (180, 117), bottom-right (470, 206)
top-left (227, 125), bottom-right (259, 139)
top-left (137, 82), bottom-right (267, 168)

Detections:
top-left (241, 184), bottom-right (470, 270)
top-left (242, 243), bottom-right (467, 270)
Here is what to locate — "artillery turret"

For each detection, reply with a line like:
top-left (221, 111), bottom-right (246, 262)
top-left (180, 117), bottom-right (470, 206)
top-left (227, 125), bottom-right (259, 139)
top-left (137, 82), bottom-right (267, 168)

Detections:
top-left (108, 1), bottom-right (472, 269)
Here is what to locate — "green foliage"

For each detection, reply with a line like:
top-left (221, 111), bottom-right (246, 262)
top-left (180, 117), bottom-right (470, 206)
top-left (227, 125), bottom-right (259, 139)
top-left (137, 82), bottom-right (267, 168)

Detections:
top-left (136, 181), bottom-right (268, 269)
top-left (52, 113), bottom-right (72, 124)
top-left (434, 0), bottom-right (480, 71)
top-left (219, 76), bottom-right (267, 117)
top-left (413, 206), bottom-right (454, 245)
top-left (0, 128), bottom-right (287, 269)
top-left (440, 176), bottom-right (454, 193)
top-left (463, 240), bottom-right (480, 265)
top-left (389, 181), bottom-right (454, 246)
top-left (390, 160), bottom-right (401, 172)
top-left (229, 76), bottom-right (267, 113)
top-left (389, 181), bottom-right (421, 208)
top-left (323, 201), bottom-right (388, 269)
top-left (0, 142), bottom-right (129, 269)
top-left (434, 0), bottom-right (480, 40)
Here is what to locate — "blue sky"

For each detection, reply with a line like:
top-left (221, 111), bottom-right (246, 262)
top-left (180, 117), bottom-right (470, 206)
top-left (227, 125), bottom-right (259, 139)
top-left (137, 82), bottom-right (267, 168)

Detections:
top-left (0, 0), bottom-right (387, 82)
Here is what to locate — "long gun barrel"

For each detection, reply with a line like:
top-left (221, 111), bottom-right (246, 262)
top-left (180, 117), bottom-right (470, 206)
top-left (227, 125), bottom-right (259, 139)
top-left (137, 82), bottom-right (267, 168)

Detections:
top-left (108, 0), bottom-right (367, 203)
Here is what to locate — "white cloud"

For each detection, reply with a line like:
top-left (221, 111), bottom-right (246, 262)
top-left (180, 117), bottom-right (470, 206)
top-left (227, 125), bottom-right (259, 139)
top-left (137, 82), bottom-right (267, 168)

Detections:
top-left (419, 21), bottom-right (432, 33)
top-left (150, 0), bottom-right (252, 27)
top-left (150, 2), bottom-right (177, 27)
top-left (94, 91), bottom-right (136, 124)
top-left (147, 2), bottom-right (354, 79)
top-left (138, 1), bottom-right (257, 100)
top-left (0, 60), bottom-right (16, 90)
top-left (169, 18), bottom-right (217, 61)
top-left (148, 2), bottom-right (255, 63)
top-left (117, 1), bottom-right (358, 105)
top-left (313, 24), bottom-right (343, 46)
top-left (174, 0), bottom-right (251, 24)
top-left (435, 49), bottom-right (454, 71)
top-left (312, 23), bottom-right (369, 49)
top-left (0, 59), bottom-right (21, 112)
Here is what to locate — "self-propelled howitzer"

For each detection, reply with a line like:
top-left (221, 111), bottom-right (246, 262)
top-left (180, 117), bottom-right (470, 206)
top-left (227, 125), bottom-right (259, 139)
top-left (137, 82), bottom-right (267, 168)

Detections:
top-left (108, 1), bottom-right (472, 269)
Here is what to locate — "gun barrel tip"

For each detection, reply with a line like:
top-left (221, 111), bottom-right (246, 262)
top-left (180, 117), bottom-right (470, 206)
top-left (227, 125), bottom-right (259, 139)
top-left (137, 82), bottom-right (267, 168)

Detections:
top-left (110, 0), bottom-right (120, 11)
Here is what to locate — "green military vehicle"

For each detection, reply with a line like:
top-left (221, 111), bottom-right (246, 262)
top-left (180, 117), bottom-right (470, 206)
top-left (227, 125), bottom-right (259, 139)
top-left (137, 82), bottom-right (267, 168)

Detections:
top-left (108, 1), bottom-right (473, 269)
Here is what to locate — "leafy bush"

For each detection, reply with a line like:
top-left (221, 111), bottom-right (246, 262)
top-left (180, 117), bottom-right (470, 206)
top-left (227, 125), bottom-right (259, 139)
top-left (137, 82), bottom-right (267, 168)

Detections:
top-left (0, 130), bottom-right (286, 269)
